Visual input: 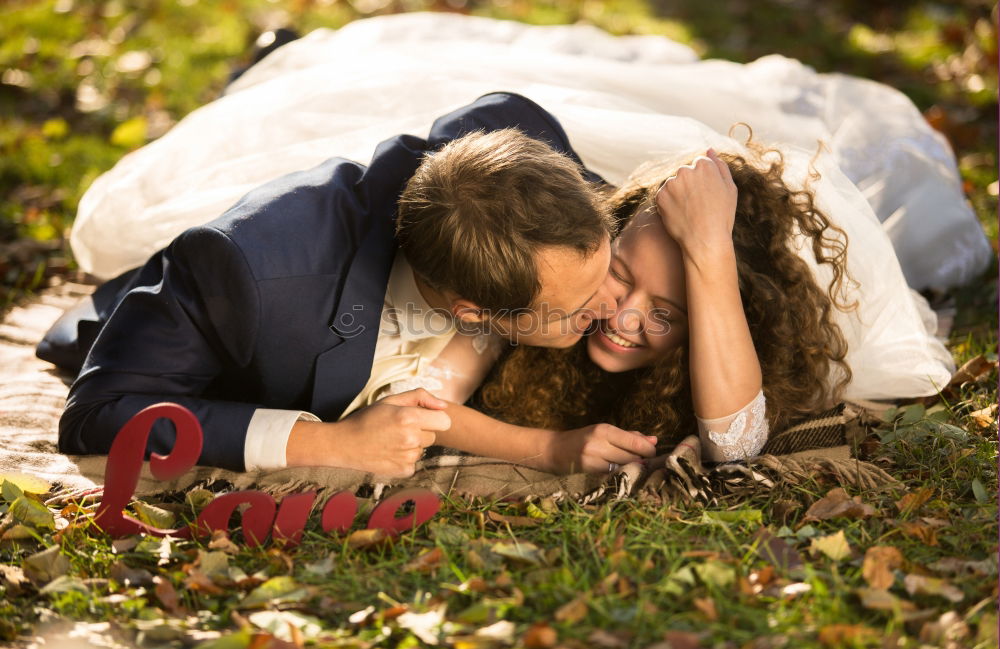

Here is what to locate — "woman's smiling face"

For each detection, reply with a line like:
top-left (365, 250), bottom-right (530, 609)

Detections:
top-left (587, 204), bottom-right (689, 372)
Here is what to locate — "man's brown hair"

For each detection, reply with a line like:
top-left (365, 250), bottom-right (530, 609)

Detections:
top-left (396, 128), bottom-right (611, 312)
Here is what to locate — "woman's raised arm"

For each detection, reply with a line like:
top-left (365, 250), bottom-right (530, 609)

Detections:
top-left (655, 150), bottom-right (767, 460)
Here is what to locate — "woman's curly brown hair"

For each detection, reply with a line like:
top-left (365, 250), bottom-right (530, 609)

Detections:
top-left (474, 143), bottom-right (857, 448)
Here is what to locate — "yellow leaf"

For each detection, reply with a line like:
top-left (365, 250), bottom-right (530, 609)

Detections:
top-left (110, 115), bottom-right (148, 149)
top-left (10, 496), bottom-right (55, 529)
top-left (525, 502), bottom-right (551, 520)
top-left (810, 530), bottom-right (851, 561)
top-left (0, 474), bottom-right (52, 495)
top-left (41, 118), bottom-right (69, 140)
top-left (131, 501), bottom-right (175, 529)
top-left (346, 528), bottom-right (389, 549)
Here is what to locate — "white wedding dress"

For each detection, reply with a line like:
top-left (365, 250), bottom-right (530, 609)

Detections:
top-left (70, 13), bottom-right (990, 401)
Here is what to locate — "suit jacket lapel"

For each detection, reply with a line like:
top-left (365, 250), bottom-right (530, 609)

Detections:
top-left (309, 135), bottom-right (428, 420)
top-left (310, 221), bottom-right (396, 420)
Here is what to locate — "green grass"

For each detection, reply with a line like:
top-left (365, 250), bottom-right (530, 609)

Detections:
top-left (2, 388), bottom-right (997, 647)
top-left (0, 1), bottom-right (996, 647)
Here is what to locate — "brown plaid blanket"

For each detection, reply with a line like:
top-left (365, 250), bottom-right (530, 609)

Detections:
top-left (1, 282), bottom-right (897, 507)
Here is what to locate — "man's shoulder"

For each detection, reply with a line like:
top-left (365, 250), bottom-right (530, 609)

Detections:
top-left (428, 92), bottom-right (587, 172)
top-left (191, 158), bottom-right (363, 279)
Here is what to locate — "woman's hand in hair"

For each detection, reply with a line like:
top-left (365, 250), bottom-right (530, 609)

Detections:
top-left (654, 148), bottom-right (738, 260)
top-left (544, 424), bottom-right (658, 474)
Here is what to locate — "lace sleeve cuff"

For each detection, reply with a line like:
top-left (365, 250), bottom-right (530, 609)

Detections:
top-left (696, 389), bottom-right (769, 463)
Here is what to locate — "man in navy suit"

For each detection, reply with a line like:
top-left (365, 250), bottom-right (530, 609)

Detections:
top-left (40, 92), bottom-right (661, 476)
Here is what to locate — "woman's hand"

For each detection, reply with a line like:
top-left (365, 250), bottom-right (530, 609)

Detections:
top-left (544, 424), bottom-right (658, 474)
top-left (654, 149), bottom-right (738, 259)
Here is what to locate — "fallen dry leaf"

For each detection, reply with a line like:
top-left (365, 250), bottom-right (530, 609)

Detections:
top-left (692, 597), bottom-right (718, 622)
top-left (458, 576), bottom-right (488, 593)
top-left (554, 595), bottom-right (588, 624)
top-left (486, 510), bottom-right (539, 527)
top-left (803, 488), bottom-right (877, 522)
top-left (473, 620), bottom-right (516, 643)
top-left (927, 557), bottom-right (997, 576)
top-left (247, 631), bottom-right (300, 649)
top-left (522, 622), bottom-right (557, 649)
top-left (900, 521), bottom-right (939, 546)
top-left (681, 550), bottom-right (722, 560)
top-left (491, 540), bottom-right (544, 566)
top-left (111, 537), bottom-right (140, 553)
top-left (266, 548), bottom-right (294, 575)
top-left (856, 587), bottom-right (917, 612)
top-left (382, 605), bottom-right (409, 622)
top-left (903, 574), bottom-right (964, 603)
top-left (969, 403), bottom-right (997, 429)
top-left (947, 355), bottom-right (996, 388)
top-left (109, 560), bottom-right (154, 588)
top-left (403, 547), bottom-right (444, 574)
top-left (183, 568), bottom-right (226, 596)
top-left (587, 629), bottom-right (633, 648)
top-left (0, 564), bottom-right (29, 595)
top-left (0, 473), bottom-right (51, 494)
top-left (58, 504), bottom-right (88, 521)
top-left (920, 516), bottom-right (950, 528)
top-left (22, 546), bottom-right (69, 585)
top-left (660, 630), bottom-right (703, 649)
top-left (1, 524), bottom-right (35, 541)
top-left (751, 528), bottom-right (803, 572)
top-left (594, 570), bottom-right (620, 596)
top-left (810, 530), bottom-right (852, 561)
top-left (862, 546), bottom-right (903, 590)
top-left (396, 606), bottom-right (445, 645)
top-left (895, 487), bottom-right (934, 515)
top-left (208, 530), bottom-right (241, 554)
top-left (153, 575), bottom-right (188, 617)
top-left (817, 624), bottom-right (878, 647)
top-left (346, 528), bottom-right (390, 549)
top-left (919, 611), bottom-right (970, 647)
top-left (739, 565), bottom-right (777, 596)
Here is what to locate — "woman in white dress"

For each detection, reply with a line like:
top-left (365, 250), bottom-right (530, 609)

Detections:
top-left (435, 143), bottom-right (855, 472)
top-left (66, 13), bottom-right (988, 469)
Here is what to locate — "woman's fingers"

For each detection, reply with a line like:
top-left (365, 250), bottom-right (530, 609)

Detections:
top-left (660, 154), bottom-right (726, 198)
top-left (607, 428), bottom-right (658, 458)
top-left (706, 148), bottom-right (736, 188)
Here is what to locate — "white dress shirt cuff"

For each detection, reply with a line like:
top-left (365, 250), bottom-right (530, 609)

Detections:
top-left (244, 409), bottom-right (321, 471)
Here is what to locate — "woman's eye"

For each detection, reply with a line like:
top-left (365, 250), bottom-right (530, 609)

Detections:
top-left (610, 267), bottom-right (629, 283)
top-left (649, 308), bottom-right (674, 326)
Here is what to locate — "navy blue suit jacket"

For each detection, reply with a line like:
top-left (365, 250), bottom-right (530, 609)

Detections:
top-left (50, 92), bottom-right (602, 471)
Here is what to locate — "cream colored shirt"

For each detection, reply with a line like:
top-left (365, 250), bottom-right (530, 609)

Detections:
top-left (243, 254), bottom-right (456, 471)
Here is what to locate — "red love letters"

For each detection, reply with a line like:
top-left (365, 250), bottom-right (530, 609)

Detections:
top-left (93, 402), bottom-right (441, 547)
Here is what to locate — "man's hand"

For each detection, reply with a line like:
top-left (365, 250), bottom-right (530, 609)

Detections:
top-left (654, 148), bottom-right (738, 258)
top-left (286, 388), bottom-right (451, 477)
top-left (544, 423), bottom-right (658, 474)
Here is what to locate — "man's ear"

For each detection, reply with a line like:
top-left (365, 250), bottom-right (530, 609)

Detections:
top-left (450, 298), bottom-right (488, 324)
